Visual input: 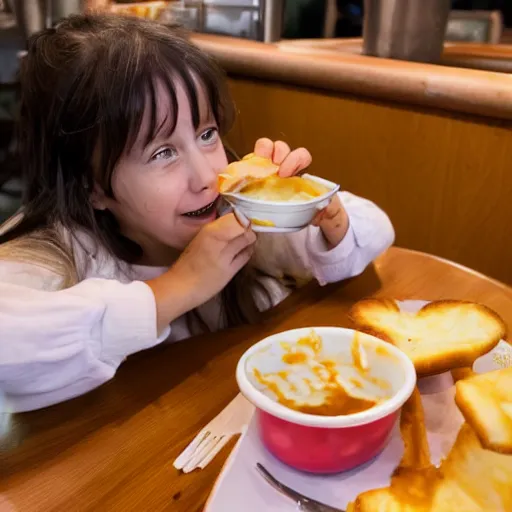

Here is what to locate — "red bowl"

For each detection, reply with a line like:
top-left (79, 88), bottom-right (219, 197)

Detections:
top-left (257, 408), bottom-right (398, 473)
top-left (236, 327), bottom-right (416, 474)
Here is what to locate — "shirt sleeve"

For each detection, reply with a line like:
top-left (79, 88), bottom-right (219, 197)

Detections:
top-left (251, 191), bottom-right (395, 286)
top-left (0, 261), bottom-right (170, 412)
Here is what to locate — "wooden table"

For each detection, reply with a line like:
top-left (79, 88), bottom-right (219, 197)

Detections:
top-left (1, 247), bottom-right (511, 512)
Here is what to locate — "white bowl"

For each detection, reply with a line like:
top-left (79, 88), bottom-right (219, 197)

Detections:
top-left (222, 174), bottom-right (340, 232)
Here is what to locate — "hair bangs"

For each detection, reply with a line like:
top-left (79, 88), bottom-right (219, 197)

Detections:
top-left (116, 37), bottom-right (233, 164)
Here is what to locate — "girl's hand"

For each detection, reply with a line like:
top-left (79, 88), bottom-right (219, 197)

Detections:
top-left (311, 194), bottom-right (349, 249)
top-left (174, 214), bottom-right (256, 305)
top-left (253, 138), bottom-right (312, 178)
top-left (147, 214), bottom-right (256, 332)
top-left (253, 138), bottom-right (349, 249)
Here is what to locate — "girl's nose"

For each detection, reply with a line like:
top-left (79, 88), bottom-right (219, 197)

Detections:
top-left (189, 152), bottom-right (217, 192)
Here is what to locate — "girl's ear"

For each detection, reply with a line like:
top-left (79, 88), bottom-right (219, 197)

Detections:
top-left (90, 183), bottom-right (108, 211)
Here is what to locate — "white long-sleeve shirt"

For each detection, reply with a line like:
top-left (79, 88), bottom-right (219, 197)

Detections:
top-left (0, 192), bottom-right (394, 412)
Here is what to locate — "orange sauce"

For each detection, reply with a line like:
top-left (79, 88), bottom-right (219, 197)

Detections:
top-left (368, 376), bottom-right (392, 391)
top-left (282, 352), bottom-right (308, 365)
top-left (254, 331), bottom-right (380, 417)
top-left (349, 378), bottom-right (364, 389)
top-left (240, 176), bottom-right (330, 202)
top-left (297, 331), bottom-right (323, 352)
top-left (375, 345), bottom-right (391, 356)
top-left (254, 367), bottom-right (376, 416)
top-left (351, 332), bottom-right (367, 374)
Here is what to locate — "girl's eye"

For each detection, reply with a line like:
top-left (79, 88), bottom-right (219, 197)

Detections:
top-left (151, 147), bottom-right (177, 161)
top-left (199, 128), bottom-right (219, 145)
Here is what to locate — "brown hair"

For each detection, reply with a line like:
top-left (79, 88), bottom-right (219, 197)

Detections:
top-left (0, 12), bottom-right (268, 329)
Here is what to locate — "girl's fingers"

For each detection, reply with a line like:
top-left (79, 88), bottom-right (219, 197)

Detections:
top-left (272, 141), bottom-right (291, 164)
top-left (224, 229), bottom-right (257, 262)
top-left (278, 148), bottom-right (312, 177)
top-left (311, 209), bottom-right (325, 227)
top-left (311, 197), bottom-right (340, 226)
top-left (232, 244), bottom-right (255, 271)
top-left (254, 138), bottom-right (274, 159)
top-left (321, 198), bottom-right (342, 220)
top-left (233, 207), bottom-right (251, 229)
top-left (253, 139), bottom-right (312, 177)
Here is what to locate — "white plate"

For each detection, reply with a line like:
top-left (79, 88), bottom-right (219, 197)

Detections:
top-left (204, 300), bottom-right (511, 512)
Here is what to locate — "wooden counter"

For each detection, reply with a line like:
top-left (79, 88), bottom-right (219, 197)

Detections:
top-left (443, 42), bottom-right (512, 73)
top-left (191, 34), bottom-right (512, 286)
top-left (191, 34), bottom-right (512, 122)
top-left (277, 38), bottom-right (512, 74)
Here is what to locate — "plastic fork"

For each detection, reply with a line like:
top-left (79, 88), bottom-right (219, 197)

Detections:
top-left (173, 394), bottom-right (254, 473)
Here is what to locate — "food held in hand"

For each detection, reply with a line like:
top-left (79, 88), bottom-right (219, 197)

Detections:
top-left (252, 331), bottom-right (392, 417)
top-left (349, 299), bottom-right (506, 376)
top-left (455, 367), bottom-right (512, 453)
top-left (218, 154), bottom-right (279, 193)
top-left (218, 153), bottom-right (330, 202)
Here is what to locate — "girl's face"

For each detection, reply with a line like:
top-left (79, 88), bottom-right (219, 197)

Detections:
top-left (94, 79), bottom-right (229, 264)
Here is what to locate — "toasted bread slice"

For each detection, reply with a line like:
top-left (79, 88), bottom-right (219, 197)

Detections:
top-left (455, 367), bottom-right (512, 454)
top-left (349, 299), bottom-right (506, 376)
top-left (347, 387), bottom-right (437, 512)
top-left (451, 367), bottom-right (475, 383)
top-left (431, 422), bottom-right (512, 511)
top-left (347, 364), bottom-right (512, 512)
top-left (348, 423), bottom-right (512, 512)
top-left (346, 487), bottom-right (424, 512)
top-left (218, 153), bottom-right (278, 193)
top-left (347, 387), bottom-right (438, 512)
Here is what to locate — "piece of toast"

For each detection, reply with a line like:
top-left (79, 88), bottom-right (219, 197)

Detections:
top-left (347, 381), bottom-right (512, 511)
top-left (455, 367), bottom-right (512, 454)
top-left (346, 387), bottom-right (436, 512)
top-left (430, 422), bottom-right (512, 511)
top-left (349, 299), bottom-right (506, 376)
top-left (218, 153), bottom-right (278, 193)
top-left (348, 423), bottom-right (512, 512)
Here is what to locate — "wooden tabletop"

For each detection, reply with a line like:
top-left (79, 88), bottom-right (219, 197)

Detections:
top-left (1, 247), bottom-right (511, 512)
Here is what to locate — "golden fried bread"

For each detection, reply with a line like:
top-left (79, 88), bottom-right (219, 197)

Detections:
top-left (430, 423), bottom-right (512, 511)
top-left (347, 383), bottom-right (512, 512)
top-left (455, 367), bottom-right (512, 454)
top-left (348, 424), bottom-right (512, 512)
top-left (349, 300), bottom-right (506, 376)
top-left (218, 153), bottom-right (278, 193)
top-left (347, 388), bottom-right (437, 512)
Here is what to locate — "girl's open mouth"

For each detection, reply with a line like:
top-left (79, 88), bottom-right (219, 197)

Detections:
top-left (183, 197), bottom-right (219, 218)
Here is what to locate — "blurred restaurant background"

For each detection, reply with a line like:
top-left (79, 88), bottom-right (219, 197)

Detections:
top-left (1, 0), bottom-right (512, 285)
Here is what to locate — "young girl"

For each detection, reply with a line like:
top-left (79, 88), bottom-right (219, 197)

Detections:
top-left (0, 13), bottom-right (394, 412)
